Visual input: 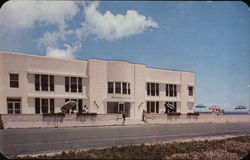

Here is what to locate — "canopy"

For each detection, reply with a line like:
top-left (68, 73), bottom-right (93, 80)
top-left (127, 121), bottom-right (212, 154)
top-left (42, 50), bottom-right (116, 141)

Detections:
top-left (61, 101), bottom-right (77, 113)
top-left (235, 105), bottom-right (247, 110)
top-left (195, 104), bottom-right (206, 108)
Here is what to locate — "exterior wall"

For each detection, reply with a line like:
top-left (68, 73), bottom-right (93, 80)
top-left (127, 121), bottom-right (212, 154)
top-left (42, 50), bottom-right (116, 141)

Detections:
top-left (0, 51), bottom-right (195, 120)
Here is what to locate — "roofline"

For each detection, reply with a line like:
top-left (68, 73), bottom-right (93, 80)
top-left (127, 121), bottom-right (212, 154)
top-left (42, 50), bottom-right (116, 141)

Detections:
top-left (0, 51), bottom-right (195, 73)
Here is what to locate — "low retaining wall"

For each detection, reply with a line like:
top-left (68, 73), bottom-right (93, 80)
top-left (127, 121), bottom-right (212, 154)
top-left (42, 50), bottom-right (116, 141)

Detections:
top-left (145, 114), bottom-right (250, 124)
top-left (1, 114), bottom-right (123, 129)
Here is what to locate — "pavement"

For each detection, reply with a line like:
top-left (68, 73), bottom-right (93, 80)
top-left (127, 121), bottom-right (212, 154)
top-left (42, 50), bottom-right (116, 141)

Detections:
top-left (1, 122), bottom-right (250, 158)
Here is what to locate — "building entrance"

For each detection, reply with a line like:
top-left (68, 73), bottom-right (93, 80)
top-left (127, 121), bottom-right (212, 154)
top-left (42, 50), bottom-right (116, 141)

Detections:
top-left (107, 102), bottom-right (130, 117)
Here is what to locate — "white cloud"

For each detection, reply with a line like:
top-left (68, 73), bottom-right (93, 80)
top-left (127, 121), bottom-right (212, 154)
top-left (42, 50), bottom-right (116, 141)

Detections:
top-left (76, 2), bottom-right (159, 40)
top-left (46, 42), bottom-right (81, 59)
top-left (0, 1), bottom-right (79, 32)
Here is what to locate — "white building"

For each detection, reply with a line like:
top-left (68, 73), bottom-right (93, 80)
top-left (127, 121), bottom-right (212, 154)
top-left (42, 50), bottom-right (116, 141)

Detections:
top-left (0, 51), bottom-right (195, 120)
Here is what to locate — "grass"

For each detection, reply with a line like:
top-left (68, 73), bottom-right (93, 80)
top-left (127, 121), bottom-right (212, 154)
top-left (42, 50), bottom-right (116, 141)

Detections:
top-left (13, 135), bottom-right (250, 160)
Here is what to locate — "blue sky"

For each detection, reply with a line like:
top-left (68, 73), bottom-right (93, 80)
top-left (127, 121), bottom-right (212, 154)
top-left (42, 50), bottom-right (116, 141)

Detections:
top-left (0, 1), bottom-right (249, 111)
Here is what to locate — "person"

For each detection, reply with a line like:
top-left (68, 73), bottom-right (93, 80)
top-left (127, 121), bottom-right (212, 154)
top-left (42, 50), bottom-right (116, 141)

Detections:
top-left (122, 111), bottom-right (126, 125)
top-left (142, 109), bottom-right (146, 121)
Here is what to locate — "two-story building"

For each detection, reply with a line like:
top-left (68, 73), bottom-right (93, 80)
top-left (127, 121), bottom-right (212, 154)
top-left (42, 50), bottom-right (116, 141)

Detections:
top-left (0, 51), bottom-right (195, 120)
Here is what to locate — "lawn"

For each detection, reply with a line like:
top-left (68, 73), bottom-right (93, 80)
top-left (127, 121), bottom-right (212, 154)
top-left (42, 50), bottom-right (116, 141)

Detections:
top-left (14, 135), bottom-right (250, 160)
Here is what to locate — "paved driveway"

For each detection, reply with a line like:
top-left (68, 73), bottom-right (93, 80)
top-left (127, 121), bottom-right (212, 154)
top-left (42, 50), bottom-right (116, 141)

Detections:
top-left (1, 123), bottom-right (250, 157)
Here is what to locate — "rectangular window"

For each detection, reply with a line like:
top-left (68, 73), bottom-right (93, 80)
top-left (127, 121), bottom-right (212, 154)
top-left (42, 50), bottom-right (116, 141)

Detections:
top-left (65, 77), bottom-right (69, 92)
top-left (156, 84), bottom-right (159, 96)
top-left (49, 76), bottom-right (54, 91)
top-left (50, 99), bottom-right (55, 114)
top-left (166, 84), bottom-right (169, 96)
top-left (71, 77), bottom-right (77, 92)
top-left (128, 83), bottom-right (131, 94)
top-left (41, 99), bottom-right (48, 114)
top-left (147, 83), bottom-right (150, 96)
top-left (174, 85), bottom-right (177, 97)
top-left (122, 82), bottom-right (127, 94)
top-left (35, 98), bottom-right (40, 114)
top-left (147, 101), bottom-right (159, 113)
top-left (169, 84), bottom-right (173, 97)
top-left (165, 101), bottom-right (177, 113)
top-left (78, 78), bottom-right (82, 93)
top-left (151, 83), bottom-right (155, 96)
top-left (35, 74), bottom-right (40, 91)
top-left (78, 99), bottom-right (83, 113)
top-left (188, 86), bottom-right (193, 96)
top-left (7, 98), bottom-right (21, 114)
top-left (151, 101), bottom-right (155, 113)
top-left (166, 84), bottom-right (177, 97)
top-left (147, 101), bottom-right (150, 113)
top-left (108, 82), bottom-right (114, 93)
top-left (115, 82), bottom-right (121, 93)
top-left (188, 102), bottom-right (194, 110)
top-left (41, 75), bottom-right (48, 91)
top-left (9, 73), bottom-right (19, 88)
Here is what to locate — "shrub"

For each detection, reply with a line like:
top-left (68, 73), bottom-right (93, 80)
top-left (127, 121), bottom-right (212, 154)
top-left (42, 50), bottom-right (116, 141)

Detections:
top-left (77, 112), bottom-right (97, 116)
top-left (187, 112), bottom-right (199, 116)
top-left (167, 112), bottom-right (181, 116)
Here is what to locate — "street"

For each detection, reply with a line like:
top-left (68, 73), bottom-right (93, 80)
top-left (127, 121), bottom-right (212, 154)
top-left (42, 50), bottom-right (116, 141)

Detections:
top-left (1, 123), bottom-right (250, 157)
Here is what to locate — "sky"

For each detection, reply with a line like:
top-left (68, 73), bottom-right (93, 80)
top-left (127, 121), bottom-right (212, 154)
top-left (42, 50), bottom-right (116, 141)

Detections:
top-left (0, 1), bottom-right (249, 111)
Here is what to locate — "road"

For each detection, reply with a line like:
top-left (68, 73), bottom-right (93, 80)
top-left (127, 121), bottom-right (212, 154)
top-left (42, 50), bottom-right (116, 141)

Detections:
top-left (1, 123), bottom-right (250, 157)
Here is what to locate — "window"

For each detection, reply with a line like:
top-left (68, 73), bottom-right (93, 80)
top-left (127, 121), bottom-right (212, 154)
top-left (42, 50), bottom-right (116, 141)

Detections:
top-left (122, 82), bottom-right (127, 94)
top-left (128, 83), bottom-right (131, 95)
top-left (115, 82), bottom-right (121, 94)
top-left (188, 102), bottom-right (194, 110)
top-left (49, 76), bottom-right (54, 91)
top-left (147, 83), bottom-right (159, 96)
top-left (147, 101), bottom-right (159, 113)
top-left (78, 78), bottom-right (82, 93)
top-left (9, 74), bottom-right (19, 88)
top-left (7, 98), bottom-right (21, 114)
top-left (41, 75), bottom-right (48, 91)
top-left (65, 76), bottom-right (82, 93)
top-left (35, 74), bottom-right (54, 91)
top-left (108, 82), bottom-right (114, 93)
top-left (166, 84), bottom-right (177, 97)
top-left (50, 99), bottom-right (54, 114)
top-left (165, 101), bottom-right (177, 113)
top-left (65, 99), bottom-right (83, 113)
top-left (65, 77), bottom-right (69, 92)
top-left (41, 99), bottom-right (48, 113)
top-left (188, 86), bottom-right (193, 96)
top-left (35, 74), bottom-right (40, 91)
top-left (35, 98), bottom-right (40, 114)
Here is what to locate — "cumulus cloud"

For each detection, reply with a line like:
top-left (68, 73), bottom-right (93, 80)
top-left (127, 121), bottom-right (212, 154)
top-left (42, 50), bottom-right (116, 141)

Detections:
top-left (46, 42), bottom-right (81, 59)
top-left (0, 1), bottom-right (79, 32)
top-left (76, 2), bottom-right (159, 40)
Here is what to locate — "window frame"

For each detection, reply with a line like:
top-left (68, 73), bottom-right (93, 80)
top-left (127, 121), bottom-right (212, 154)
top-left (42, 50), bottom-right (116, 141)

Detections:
top-left (9, 73), bottom-right (19, 88)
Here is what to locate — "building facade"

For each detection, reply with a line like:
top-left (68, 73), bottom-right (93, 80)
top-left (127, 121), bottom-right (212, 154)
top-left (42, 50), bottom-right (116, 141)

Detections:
top-left (0, 51), bottom-right (195, 120)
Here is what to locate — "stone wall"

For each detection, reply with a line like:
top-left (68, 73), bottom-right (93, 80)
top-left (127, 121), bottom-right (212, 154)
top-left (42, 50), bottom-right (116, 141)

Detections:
top-left (145, 114), bottom-right (250, 124)
top-left (1, 114), bottom-right (123, 129)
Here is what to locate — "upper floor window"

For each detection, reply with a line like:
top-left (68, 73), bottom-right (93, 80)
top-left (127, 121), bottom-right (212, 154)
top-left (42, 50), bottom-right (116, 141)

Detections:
top-left (65, 76), bottom-right (82, 93)
top-left (35, 74), bottom-right (54, 91)
top-left (188, 86), bottom-right (193, 96)
top-left (9, 73), bottom-right (19, 88)
top-left (147, 83), bottom-right (159, 96)
top-left (108, 82), bottom-right (131, 94)
top-left (166, 84), bottom-right (177, 97)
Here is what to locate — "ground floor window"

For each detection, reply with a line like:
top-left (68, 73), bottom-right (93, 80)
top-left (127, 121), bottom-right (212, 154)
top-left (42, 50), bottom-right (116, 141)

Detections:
top-left (35, 98), bottom-right (54, 114)
top-left (7, 98), bottom-right (21, 114)
top-left (107, 102), bottom-right (130, 117)
top-left (187, 102), bottom-right (194, 110)
top-left (165, 101), bottom-right (177, 113)
top-left (146, 101), bottom-right (159, 113)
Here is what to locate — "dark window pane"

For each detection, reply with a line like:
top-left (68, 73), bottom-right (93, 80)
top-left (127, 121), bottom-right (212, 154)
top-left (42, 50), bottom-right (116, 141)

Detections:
top-left (41, 99), bottom-right (48, 114)
top-left (115, 82), bottom-right (121, 94)
top-left (166, 84), bottom-right (169, 96)
top-left (122, 82), bottom-right (127, 94)
top-left (189, 86), bottom-right (193, 96)
top-left (78, 99), bottom-right (83, 113)
top-left (108, 82), bottom-right (113, 93)
top-left (128, 83), bottom-right (131, 94)
top-left (78, 78), bottom-right (82, 93)
top-left (41, 75), bottom-right (48, 91)
top-left (174, 85), bottom-right (177, 97)
top-left (35, 98), bottom-right (40, 114)
top-left (156, 84), bottom-right (159, 96)
top-left (147, 83), bottom-right (150, 96)
top-left (169, 84), bottom-right (173, 97)
top-left (151, 101), bottom-right (155, 113)
top-left (65, 77), bottom-right (69, 92)
top-left (50, 99), bottom-right (54, 114)
top-left (10, 74), bottom-right (19, 88)
top-left (147, 101), bottom-right (150, 113)
top-left (156, 102), bottom-right (159, 113)
top-left (151, 83), bottom-right (155, 96)
top-left (35, 74), bottom-right (40, 91)
top-left (7, 103), bottom-right (13, 114)
top-left (49, 76), bottom-right (54, 91)
top-left (71, 77), bottom-right (77, 92)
